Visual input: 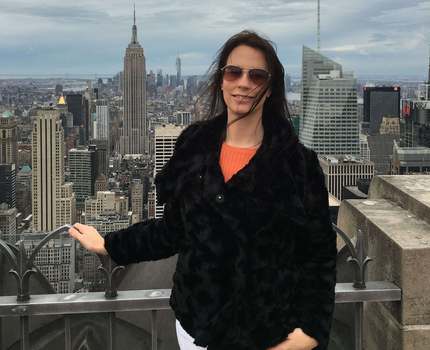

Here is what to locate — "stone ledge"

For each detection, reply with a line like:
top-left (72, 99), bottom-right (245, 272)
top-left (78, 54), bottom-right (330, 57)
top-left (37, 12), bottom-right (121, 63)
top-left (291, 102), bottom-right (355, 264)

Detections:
top-left (368, 175), bottom-right (430, 225)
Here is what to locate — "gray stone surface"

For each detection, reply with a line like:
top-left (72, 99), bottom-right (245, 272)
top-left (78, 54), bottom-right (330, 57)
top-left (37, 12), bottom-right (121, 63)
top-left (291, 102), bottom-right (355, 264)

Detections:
top-left (338, 175), bottom-right (430, 350)
top-left (368, 175), bottom-right (430, 225)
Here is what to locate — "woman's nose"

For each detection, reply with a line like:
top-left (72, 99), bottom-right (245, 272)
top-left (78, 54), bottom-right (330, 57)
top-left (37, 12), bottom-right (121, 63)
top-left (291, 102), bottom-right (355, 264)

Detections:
top-left (236, 72), bottom-right (253, 88)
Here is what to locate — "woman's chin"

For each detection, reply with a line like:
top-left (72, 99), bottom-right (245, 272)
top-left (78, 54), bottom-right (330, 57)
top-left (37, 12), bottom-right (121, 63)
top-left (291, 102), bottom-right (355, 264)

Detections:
top-left (230, 106), bottom-right (252, 117)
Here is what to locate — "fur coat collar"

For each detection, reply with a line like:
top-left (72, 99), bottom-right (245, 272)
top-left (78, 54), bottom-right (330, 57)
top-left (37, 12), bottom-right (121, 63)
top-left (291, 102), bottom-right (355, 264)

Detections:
top-left (155, 112), bottom-right (307, 225)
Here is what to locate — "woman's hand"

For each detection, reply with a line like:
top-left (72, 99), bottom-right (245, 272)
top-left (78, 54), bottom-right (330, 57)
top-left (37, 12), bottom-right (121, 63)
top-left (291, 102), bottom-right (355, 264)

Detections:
top-left (68, 223), bottom-right (109, 256)
top-left (267, 328), bottom-right (318, 350)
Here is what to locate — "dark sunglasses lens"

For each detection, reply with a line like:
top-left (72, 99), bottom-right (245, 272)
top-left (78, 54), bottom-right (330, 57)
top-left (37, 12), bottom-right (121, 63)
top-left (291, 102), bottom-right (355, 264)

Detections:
top-left (249, 69), bottom-right (270, 85)
top-left (223, 66), bottom-right (242, 81)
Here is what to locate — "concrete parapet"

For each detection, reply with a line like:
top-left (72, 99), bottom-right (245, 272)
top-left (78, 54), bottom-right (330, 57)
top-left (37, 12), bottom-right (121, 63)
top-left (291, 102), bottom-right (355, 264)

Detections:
top-left (368, 175), bottom-right (430, 225)
top-left (337, 175), bottom-right (430, 350)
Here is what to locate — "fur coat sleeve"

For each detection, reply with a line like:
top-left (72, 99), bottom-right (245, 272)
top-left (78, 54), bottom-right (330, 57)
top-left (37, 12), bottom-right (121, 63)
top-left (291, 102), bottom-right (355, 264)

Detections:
top-left (103, 197), bottom-right (184, 265)
top-left (290, 148), bottom-right (337, 350)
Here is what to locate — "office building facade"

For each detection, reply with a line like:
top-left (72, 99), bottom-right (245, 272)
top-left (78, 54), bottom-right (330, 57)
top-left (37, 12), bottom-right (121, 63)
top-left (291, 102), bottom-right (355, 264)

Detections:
top-left (0, 204), bottom-right (17, 244)
top-left (0, 163), bottom-right (16, 208)
top-left (69, 147), bottom-right (97, 208)
top-left (152, 124), bottom-right (185, 218)
top-left (363, 86), bottom-right (400, 135)
top-left (319, 155), bottom-right (374, 201)
top-left (299, 47), bottom-right (359, 156)
top-left (0, 111), bottom-right (17, 164)
top-left (32, 108), bottom-right (75, 231)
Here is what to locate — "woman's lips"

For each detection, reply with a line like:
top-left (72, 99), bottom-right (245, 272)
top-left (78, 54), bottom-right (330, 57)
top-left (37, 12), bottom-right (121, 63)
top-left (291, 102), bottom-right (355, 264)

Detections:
top-left (232, 94), bottom-right (255, 103)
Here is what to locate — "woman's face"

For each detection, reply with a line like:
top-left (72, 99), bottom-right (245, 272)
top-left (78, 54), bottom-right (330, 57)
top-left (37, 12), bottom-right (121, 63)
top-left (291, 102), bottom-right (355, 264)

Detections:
top-left (221, 45), bottom-right (271, 120)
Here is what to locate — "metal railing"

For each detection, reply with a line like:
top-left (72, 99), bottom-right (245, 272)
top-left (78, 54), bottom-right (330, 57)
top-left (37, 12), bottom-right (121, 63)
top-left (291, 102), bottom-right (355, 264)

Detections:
top-left (0, 224), bottom-right (402, 350)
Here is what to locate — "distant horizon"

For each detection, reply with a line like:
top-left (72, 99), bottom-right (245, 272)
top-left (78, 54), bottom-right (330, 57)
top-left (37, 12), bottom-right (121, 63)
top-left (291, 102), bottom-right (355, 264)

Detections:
top-left (0, 72), bottom-right (427, 83)
top-left (0, 1), bottom-right (428, 78)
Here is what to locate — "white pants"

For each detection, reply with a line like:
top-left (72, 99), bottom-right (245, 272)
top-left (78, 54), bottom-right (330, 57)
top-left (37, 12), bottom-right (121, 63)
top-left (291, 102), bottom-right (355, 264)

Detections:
top-left (176, 319), bottom-right (208, 350)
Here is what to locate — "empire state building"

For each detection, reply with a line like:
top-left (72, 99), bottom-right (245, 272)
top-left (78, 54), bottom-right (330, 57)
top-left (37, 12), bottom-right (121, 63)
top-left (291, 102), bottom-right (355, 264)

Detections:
top-left (119, 8), bottom-right (147, 155)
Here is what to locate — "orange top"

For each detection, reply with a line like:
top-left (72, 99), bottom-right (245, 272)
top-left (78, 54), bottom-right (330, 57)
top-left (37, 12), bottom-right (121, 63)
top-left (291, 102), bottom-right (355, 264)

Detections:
top-left (219, 142), bottom-right (259, 183)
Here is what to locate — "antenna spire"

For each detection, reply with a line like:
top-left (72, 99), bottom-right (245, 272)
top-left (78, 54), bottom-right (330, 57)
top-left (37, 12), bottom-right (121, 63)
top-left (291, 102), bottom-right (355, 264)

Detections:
top-left (427, 44), bottom-right (430, 84)
top-left (130, 4), bottom-right (138, 45)
top-left (317, 0), bottom-right (321, 51)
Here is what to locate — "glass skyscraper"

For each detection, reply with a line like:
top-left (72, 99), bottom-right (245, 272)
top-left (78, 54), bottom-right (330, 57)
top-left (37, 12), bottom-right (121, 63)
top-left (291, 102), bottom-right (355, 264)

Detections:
top-left (299, 46), bottom-right (359, 156)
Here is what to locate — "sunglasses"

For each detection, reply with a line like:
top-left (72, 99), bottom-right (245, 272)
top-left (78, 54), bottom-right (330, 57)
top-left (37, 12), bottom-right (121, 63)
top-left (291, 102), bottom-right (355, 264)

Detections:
top-left (221, 65), bottom-right (271, 85)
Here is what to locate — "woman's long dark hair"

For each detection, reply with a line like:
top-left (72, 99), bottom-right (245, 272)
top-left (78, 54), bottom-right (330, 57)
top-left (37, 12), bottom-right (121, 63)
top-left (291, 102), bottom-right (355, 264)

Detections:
top-left (198, 30), bottom-right (297, 142)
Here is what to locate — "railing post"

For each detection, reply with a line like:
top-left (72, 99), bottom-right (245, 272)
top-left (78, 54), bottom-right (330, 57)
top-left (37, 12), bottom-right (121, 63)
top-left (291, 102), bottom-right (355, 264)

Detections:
top-left (354, 302), bottom-right (364, 350)
top-left (333, 224), bottom-right (372, 350)
top-left (65, 315), bottom-right (71, 350)
top-left (107, 312), bottom-right (114, 350)
top-left (0, 317), bottom-right (3, 350)
top-left (20, 315), bottom-right (30, 350)
top-left (151, 310), bottom-right (158, 350)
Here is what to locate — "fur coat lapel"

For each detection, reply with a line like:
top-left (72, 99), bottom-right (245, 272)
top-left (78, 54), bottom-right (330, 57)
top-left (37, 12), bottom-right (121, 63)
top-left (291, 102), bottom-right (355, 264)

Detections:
top-left (155, 112), bottom-right (306, 225)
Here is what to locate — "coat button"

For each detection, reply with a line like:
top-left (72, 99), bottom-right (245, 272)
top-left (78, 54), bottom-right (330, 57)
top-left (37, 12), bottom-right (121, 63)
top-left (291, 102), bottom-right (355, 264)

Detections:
top-left (215, 193), bottom-right (224, 203)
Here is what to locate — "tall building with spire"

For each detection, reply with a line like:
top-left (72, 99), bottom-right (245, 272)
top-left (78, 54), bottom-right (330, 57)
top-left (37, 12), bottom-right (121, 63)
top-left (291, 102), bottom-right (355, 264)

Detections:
top-left (118, 6), bottom-right (147, 155)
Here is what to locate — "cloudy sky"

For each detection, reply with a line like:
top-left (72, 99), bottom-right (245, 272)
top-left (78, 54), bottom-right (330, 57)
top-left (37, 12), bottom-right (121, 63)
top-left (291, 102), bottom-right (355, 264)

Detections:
top-left (0, 0), bottom-right (429, 78)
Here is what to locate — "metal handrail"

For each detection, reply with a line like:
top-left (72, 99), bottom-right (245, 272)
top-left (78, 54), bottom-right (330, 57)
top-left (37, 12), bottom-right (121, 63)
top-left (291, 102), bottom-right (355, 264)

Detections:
top-left (0, 223), bottom-right (402, 350)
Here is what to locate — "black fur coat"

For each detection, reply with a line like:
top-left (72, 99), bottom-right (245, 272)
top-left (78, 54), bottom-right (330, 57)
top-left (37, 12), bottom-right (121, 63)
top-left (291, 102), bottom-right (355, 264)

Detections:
top-left (104, 113), bottom-right (337, 350)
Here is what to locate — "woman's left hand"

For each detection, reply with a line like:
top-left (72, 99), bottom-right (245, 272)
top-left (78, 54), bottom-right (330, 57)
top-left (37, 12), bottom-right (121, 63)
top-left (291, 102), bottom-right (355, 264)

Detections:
top-left (266, 328), bottom-right (318, 350)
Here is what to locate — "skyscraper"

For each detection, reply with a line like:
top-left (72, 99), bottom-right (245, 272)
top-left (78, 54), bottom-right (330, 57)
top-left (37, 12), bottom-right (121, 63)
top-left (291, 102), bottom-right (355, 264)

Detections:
top-left (299, 46), bottom-right (359, 156)
top-left (400, 49), bottom-right (430, 148)
top-left (130, 178), bottom-right (143, 224)
top-left (363, 86), bottom-right (400, 135)
top-left (16, 165), bottom-right (32, 218)
top-left (0, 163), bottom-right (16, 208)
top-left (32, 108), bottom-right (75, 232)
top-left (69, 147), bottom-right (97, 208)
top-left (65, 93), bottom-right (83, 127)
top-left (0, 111), bottom-right (17, 164)
top-left (427, 46), bottom-right (430, 99)
top-left (300, 46), bottom-right (341, 120)
top-left (91, 140), bottom-right (109, 177)
top-left (176, 55), bottom-right (182, 86)
top-left (119, 7), bottom-right (147, 155)
top-left (152, 124), bottom-right (185, 218)
top-left (0, 203), bottom-right (17, 244)
top-left (156, 69), bottom-right (163, 88)
top-left (94, 99), bottom-right (109, 140)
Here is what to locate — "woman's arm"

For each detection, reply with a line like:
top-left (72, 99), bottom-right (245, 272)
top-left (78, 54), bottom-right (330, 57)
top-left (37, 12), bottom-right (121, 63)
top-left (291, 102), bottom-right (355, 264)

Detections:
top-left (69, 197), bottom-right (185, 265)
top-left (103, 197), bottom-right (185, 265)
top-left (290, 149), bottom-right (337, 350)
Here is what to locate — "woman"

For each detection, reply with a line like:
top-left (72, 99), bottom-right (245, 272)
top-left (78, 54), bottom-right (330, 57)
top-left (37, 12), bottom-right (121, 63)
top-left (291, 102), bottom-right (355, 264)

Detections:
top-left (69, 30), bottom-right (337, 350)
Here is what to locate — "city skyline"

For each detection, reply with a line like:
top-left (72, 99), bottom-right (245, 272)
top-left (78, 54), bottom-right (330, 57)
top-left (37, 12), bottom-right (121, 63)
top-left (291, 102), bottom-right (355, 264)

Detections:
top-left (0, 0), bottom-right (429, 78)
